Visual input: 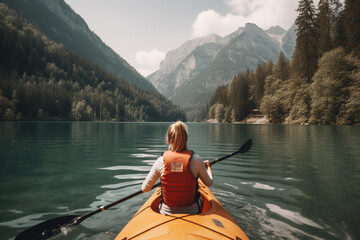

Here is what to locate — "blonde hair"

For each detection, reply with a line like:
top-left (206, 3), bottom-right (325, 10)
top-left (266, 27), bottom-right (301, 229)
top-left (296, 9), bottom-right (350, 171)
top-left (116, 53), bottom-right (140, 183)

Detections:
top-left (166, 121), bottom-right (188, 152)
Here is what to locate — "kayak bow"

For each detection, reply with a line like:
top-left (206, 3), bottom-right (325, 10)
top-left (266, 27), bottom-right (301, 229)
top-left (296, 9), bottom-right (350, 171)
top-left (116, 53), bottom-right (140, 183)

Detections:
top-left (115, 180), bottom-right (249, 240)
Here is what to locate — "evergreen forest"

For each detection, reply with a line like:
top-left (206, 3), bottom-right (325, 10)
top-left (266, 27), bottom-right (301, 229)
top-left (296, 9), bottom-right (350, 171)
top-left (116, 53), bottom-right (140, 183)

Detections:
top-left (0, 4), bottom-right (186, 121)
top-left (208, 0), bottom-right (360, 125)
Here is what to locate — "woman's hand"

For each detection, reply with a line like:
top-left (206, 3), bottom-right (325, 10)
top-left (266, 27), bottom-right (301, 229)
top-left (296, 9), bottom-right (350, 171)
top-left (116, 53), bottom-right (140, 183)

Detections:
top-left (204, 160), bottom-right (213, 179)
top-left (204, 160), bottom-right (211, 169)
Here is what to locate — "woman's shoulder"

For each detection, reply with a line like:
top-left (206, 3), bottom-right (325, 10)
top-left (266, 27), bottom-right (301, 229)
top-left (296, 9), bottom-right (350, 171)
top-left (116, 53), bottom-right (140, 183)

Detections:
top-left (190, 153), bottom-right (203, 164)
top-left (151, 156), bottom-right (164, 169)
top-left (155, 155), bottom-right (164, 163)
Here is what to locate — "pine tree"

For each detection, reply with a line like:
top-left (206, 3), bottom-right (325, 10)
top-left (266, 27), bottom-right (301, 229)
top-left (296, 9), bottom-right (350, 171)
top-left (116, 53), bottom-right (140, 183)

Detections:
top-left (208, 85), bottom-right (228, 107)
top-left (343, 0), bottom-right (360, 57)
top-left (274, 52), bottom-right (290, 81)
top-left (332, 7), bottom-right (346, 49)
top-left (294, 0), bottom-right (319, 83)
top-left (287, 0), bottom-right (318, 124)
top-left (316, 0), bottom-right (333, 55)
top-left (260, 53), bottom-right (291, 123)
top-left (253, 61), bottom-right (266, 107)
top-left (229, 75), bottom-right (251, 122)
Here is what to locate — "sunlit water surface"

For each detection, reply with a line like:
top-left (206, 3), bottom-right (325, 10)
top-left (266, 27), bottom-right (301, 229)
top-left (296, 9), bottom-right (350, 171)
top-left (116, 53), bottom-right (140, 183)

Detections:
top-left (0, 122), bottom-right (359, 240)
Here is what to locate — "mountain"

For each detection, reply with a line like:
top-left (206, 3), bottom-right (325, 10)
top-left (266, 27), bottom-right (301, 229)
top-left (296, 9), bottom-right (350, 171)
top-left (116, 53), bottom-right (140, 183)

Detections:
top-left (0, 0), bottom-right (157, 93)
top-left (0, 3), bottom-right (186, 121)
top-left (149, 34), bottom-right (223, 97)
top-left (266, 25), bottom-right (286, 35)
top-left (280, 24), bottom-right (297, 60)
top-left (148, 23), bottom-right (296, 120)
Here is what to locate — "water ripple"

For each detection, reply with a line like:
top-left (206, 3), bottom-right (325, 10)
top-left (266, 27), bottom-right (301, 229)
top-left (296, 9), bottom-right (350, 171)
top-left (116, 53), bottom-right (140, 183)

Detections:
top-left (101, 180), bottom-right (143, 189)
top-left (114, 174), bottom-right (147, 180)
top-left (266, 203), bottom-right (323, 229)
top-left (241, 181), bottom-right (276, 191)
top-left (99, 166), bottom-right (150, 171)
top-left (131, 153), bottom-right (157, 158)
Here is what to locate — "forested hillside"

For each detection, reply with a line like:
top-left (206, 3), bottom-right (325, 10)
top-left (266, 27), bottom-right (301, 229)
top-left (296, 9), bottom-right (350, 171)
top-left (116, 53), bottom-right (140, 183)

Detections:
top-left (0, 4), bottom-right (186, 121)
top-left (208, 0), bottom-right (360, 125)
top-left (0, 0), bottom-right (157, 92)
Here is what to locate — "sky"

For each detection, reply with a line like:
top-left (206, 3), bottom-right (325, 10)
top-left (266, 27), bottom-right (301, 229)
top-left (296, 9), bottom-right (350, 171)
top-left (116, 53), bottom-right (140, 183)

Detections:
top-left (64, 0), bottom-right (315, 77)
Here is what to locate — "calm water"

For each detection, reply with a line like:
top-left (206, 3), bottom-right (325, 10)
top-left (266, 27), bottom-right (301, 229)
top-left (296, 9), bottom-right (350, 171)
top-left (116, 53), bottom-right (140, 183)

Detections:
top-left (0, 122), bottom-right (359, 240)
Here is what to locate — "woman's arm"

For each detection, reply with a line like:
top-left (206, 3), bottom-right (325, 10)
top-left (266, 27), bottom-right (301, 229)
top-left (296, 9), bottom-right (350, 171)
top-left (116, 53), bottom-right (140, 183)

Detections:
top-left (141, 157), bottom-right (163, 192)
top-left (192, 155), bottom-right (213, 187)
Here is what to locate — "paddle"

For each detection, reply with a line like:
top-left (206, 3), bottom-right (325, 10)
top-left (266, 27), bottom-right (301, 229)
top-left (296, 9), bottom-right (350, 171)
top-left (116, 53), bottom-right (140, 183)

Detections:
top-left (15, 138), bottom-right (252, 240)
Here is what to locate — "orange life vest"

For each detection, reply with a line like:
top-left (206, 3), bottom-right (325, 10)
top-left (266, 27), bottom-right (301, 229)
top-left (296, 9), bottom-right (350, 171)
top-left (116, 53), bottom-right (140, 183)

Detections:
top-left (161, 150), bottom-right (198, 207)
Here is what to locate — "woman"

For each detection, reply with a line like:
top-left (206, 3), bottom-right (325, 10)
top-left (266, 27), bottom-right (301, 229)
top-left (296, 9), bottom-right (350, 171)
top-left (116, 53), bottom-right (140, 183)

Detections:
top-left (142, 121), bottom-right (213, 215)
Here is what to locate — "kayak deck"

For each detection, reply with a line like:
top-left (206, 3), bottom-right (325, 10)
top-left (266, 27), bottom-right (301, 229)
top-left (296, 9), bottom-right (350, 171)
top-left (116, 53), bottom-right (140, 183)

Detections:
top-left (115, 181), bottom-right (249, 240)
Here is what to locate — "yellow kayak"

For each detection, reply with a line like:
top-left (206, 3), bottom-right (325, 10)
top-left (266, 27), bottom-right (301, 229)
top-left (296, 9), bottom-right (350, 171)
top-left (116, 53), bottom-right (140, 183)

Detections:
top-left (115, 180), bottom-right (249, 240)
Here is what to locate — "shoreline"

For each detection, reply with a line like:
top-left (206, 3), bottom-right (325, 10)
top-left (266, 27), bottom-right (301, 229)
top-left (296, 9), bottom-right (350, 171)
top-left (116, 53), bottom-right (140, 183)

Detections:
top-left (205, 115), bottom-right (269, 124)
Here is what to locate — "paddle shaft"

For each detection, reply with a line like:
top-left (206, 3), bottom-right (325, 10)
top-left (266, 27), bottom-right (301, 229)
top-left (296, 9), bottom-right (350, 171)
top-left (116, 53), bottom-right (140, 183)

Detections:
top-left (211, 139), bottom-right (252, 166)
top-left (77, 182), bottom-right (162, 224)
top-left (210, 149), bottom-right (245, 165)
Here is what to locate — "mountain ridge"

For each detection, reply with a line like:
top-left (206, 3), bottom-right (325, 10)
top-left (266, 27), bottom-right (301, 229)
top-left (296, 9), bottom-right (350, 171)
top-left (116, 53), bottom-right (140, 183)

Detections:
top-left (148, 22), bottom-right (296, 120)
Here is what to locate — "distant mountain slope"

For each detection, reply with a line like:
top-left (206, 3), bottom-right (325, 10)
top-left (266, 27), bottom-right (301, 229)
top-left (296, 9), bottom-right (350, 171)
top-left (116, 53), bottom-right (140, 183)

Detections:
top-left (280, 24), bottom-right (296, 60)
top-left (148, 23), bottom-right (296, 120)
top-left (1, 0), bottom-right (158, 92)
top-left (0, 3), bottom-right (185, 121)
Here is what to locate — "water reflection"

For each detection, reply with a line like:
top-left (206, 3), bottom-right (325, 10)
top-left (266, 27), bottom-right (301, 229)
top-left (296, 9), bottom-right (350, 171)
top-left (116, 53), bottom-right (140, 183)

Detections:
top-left (266, 204), bottom-right (322, 229)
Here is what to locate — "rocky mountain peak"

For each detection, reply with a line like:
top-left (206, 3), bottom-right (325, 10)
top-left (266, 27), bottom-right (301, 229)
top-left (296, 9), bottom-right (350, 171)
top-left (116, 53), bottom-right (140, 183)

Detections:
top-left (158, 33), bottom-right (221, 75)
top-left (148, 22), bottom-right (296, 120)
top-left (266, 25), bottom-right (286, 35)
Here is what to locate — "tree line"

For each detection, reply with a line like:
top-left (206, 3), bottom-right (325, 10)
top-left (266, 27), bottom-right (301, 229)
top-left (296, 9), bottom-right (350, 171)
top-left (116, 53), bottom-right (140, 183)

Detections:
top-left (208, 0), bottom-right (360, 125)
top-left (0, 3), bottom-right (186, 121)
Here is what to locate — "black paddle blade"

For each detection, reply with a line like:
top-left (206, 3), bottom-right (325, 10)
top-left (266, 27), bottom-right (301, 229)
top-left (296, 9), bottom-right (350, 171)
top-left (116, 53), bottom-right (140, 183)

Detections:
top-left (238, 138), bottom-right (252, 153)
top-left (15, 215), bottom-right (79, 240)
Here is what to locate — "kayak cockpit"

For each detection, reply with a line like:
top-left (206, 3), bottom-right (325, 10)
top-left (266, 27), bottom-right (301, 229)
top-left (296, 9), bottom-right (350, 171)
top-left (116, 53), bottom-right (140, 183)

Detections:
top-left (149, 183), bottom-right (213, 214)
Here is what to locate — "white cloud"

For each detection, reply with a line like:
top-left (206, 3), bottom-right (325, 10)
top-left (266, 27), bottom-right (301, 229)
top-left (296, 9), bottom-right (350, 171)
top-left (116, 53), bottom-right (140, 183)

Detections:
top-left (192, 0), bottom-right (299, 38)
top-left (135, 49), bottom-right (166, 77)
top-left (225, 0), bottom-right (265, 16)
top-left (192, 10), bottom-right (247, 38)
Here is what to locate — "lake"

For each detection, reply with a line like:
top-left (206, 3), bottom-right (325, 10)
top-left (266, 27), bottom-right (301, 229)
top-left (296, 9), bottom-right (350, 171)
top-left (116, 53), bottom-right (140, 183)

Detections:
top-left (0, 122), bottom-right (359, 240)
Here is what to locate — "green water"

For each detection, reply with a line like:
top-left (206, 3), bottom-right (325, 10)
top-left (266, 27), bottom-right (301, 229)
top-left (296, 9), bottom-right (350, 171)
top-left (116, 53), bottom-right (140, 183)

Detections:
top-left (0, 122), bottom-right (359, 240)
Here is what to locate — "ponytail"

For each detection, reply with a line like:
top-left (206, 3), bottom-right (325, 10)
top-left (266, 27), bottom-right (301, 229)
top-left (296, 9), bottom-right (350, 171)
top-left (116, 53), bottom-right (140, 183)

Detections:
top-left (166, 121), bottom-right (188, 152)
